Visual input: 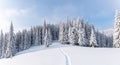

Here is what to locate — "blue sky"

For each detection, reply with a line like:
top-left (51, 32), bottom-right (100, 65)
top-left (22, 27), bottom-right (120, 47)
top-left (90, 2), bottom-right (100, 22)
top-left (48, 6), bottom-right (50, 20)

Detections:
top-left (0, 0), bottom-right (119, 32)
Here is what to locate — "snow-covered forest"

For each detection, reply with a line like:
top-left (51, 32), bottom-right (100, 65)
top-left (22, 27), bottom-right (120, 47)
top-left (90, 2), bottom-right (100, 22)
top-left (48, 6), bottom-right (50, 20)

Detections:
top-left (2, 10), bottom-right (120, 59)
top-left (0, 18), bottom-right (113, 59)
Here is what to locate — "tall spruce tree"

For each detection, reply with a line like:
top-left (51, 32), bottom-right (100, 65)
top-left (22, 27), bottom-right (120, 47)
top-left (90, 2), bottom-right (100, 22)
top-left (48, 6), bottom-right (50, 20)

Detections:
top-left (113, 10), bottom-right (120, 48)
top-left (6, 22), bottom-right (16, 58)
top-left (44, 28), bottom-right (52, 47)
top-left (78, 28), bottom-right (86, 46)
top-left (0, 30), bottom-right (3, 58)
top-left (59, 23), bottom-right (64, 44)
top-left (69, 26), bottom-right (78, 45)
top-left (90, 27), bottom-right (98, 47)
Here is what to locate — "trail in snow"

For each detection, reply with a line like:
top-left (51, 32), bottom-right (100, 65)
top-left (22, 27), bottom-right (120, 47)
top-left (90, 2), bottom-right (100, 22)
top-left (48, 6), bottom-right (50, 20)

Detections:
top-left (59, 47), bottom-right (72, 65)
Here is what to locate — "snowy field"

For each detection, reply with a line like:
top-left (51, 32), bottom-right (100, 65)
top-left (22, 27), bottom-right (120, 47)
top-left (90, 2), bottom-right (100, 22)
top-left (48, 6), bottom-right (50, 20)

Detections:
top-left (0, 42), bottom-right (120, 65)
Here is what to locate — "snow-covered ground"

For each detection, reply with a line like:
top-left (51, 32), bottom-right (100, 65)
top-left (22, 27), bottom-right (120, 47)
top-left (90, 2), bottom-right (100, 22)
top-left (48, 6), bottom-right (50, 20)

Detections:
top-left (0, 42), bottom-right (120, 65)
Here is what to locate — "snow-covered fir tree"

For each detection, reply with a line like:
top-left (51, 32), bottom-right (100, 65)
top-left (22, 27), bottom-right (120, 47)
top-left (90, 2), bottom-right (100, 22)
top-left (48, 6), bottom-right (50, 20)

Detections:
top-left (27, 30), bottom-right (32, 49)
top-left (42, 19), bottom-right (47, 45)
top-left (35, 28), bottom-right (39, 46)
top-left (30, 27), bottom-right (35, 46)
top-left (59, 23), bottom-right (64, 44)
top-left (102, 33), bottom-right (107, 47)
top-left (63, 26), bottom-right (69, 44)
top-left (4, 33), bottom-right (9, 58)
top-left (69, 26), bottom-right (78, 45)
top-left (78, 28), bottom-right (86, 46)
top-left (21, 30), bottom-right (26, 50)
top-left (85, 22), bottom-right (92, 46)
top-left (52, 25), bottom-right (59, 40)
top-left (90, 26), bottom-right (98, 47)
top-left (23, 29), bottom-right (29, 50)
top-left (35, 26), bottom-right (42, 46)
top-left (6, 22), bottom-right (16, 58)
top-left (113, 10), bottom-right (120, 48)
top-left (44, 28), bottom-right (52, 47)
top-left (15, 31), bottom-right (22, 52)
top-left (77, 18), bottom-right (83, 30)
top-left (77, 18), bottom-right (87, 46)
top-left (0, 30), bottom-right (3, 58)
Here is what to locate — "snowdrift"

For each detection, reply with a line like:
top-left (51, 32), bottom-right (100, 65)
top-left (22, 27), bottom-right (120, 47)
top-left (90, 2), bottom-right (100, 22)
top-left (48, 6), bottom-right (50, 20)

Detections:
top-left (0, 43), bottom-right (120, 65)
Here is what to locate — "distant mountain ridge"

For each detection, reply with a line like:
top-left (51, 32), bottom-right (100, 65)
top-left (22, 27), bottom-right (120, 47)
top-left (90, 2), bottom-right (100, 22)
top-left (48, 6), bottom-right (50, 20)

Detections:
top-left (100, 29), bottom-right (113, 36)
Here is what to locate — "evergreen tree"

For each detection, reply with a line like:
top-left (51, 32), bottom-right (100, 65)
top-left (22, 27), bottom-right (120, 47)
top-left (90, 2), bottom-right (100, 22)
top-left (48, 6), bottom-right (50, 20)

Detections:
top-left (15, 31), bottom-right (22, 52)
top-left (102, 33), bottom-right (107, 47)
top-left (4, 33), bottom-right (9, 58)
top-left (69, 26), bottom-right (78, 45)
top-left (113, 10), bottom-right (120, 48)
top-left (6, 22), bottom-right (16, 58)
top-left (77, 18), bottom-right (87, 46)
top-left (27, 30), bottom-right (32, 48)
top-left (35, 26), bottom-right (42, 46)
top-left (44, 28), bottom-right (52, 47)
top-left (42, 19), bottom-right (47, 45)
top-left (23, 29), bottom-right (28, 50)
top-left (90, 27), bottom-right (98, 47)
top-left (0, 30), bottom-right (3, 58)
top-left (96, 30), bottom-right (101, 47)
top-left (78, 28), bottom-right (86, 46)
top-left (59, 23), bottom-right (64, 44)
top-left (63, 26), bottom-right (69, 44)
top-left (38, 27), bottom-right (42, 45)
top-left (84, 22), bottom-right (92, 46)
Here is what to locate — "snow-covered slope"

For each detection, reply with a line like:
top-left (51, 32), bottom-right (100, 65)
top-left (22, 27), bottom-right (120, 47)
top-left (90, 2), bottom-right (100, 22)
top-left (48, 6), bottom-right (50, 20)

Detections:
top-left (0, 42), bottom-right (120, 65)
top-left (62, 47), bottom-right (120, 65)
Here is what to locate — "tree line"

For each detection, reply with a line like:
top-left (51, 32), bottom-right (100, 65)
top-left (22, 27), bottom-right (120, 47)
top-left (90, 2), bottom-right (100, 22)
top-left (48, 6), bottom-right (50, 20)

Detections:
top-left (59, 18), bottom-right (113, 47)
top-left (0, 17), bottom-right (114, 59)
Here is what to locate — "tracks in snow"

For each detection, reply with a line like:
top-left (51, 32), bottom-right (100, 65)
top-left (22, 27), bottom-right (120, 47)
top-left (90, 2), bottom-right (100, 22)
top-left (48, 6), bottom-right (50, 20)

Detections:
top-left (59, 47), bottom-right (71, 65)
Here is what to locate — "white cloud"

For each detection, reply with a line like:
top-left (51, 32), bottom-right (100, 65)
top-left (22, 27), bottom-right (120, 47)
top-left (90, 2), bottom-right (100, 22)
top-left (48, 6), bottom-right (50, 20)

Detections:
top-left (0, 8), bottom-right (29, 33)
top-left (0, 8), bottom-right (28, 18)
top-left (108, 0), bottom-right (120, 9)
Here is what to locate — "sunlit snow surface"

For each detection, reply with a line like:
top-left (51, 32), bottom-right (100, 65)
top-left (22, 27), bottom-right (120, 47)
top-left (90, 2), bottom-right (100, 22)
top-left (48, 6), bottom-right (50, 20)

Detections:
top-left (0, 42), bottom-right (120, 65)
